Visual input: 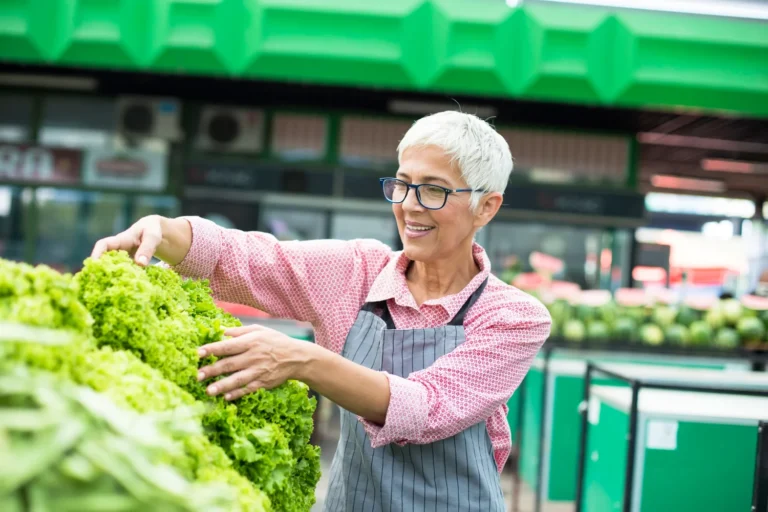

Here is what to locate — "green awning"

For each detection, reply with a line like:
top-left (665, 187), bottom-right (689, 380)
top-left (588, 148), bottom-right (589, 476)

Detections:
top-left (1, 0), bottom-right (766, 117)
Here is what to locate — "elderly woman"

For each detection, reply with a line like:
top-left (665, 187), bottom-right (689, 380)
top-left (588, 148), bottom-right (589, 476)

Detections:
top-left (92, 111), bottom-right (551, 511)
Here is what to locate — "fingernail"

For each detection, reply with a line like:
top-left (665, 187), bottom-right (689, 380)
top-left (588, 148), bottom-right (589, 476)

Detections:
top-left (208, 385), bottom-right (217, 395)
top-left (224, 393), bottom-right (232, 400)
top-left (197, 371), bottom-right (205, 381)
top-left (137, 255), bottom-right (148, 265)
top-left (198, 349), bottom-right (206, 357)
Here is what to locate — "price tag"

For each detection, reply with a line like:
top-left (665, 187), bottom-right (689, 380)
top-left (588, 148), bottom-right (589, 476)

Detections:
top-left (646, 420), bottom-right (678, 450)
top-left (588, 396), bottom-right (601, 425)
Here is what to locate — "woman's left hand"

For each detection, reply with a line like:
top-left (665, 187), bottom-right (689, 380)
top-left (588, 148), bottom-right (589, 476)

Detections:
top-left (197, 324), bottom-right (310, 401)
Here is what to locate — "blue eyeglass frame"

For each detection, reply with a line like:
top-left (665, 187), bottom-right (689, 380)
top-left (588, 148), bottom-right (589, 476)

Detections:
top-left (379, 177), bottom-right (483, 210)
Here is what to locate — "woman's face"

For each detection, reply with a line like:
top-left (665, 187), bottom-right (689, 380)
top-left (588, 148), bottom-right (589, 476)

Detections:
top-left (393, 145), bottom-right (502, 263)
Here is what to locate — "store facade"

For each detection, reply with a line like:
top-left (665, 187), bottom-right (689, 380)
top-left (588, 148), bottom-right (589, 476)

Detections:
top-left (1, 0), bottom-right (766, 287)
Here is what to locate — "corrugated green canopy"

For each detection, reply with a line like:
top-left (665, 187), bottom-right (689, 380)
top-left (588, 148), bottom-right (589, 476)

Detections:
top-left (1, 0), bottom-right (766, 117)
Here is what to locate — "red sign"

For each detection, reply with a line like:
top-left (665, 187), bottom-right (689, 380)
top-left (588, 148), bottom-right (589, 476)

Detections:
top-left (0, 144), bottom-right (82, 185)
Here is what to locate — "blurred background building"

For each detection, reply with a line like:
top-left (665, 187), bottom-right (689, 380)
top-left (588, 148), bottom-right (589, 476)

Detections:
top-left (0, 0), bottom-right (766, 296)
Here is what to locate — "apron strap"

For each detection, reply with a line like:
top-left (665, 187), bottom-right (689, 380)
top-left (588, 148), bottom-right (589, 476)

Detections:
top-left (361, 300), bottom-right (397, 330)
top-left (447, 277), bottom-right (488, 326)
top-left (361, 277), bottom-right (489, 330)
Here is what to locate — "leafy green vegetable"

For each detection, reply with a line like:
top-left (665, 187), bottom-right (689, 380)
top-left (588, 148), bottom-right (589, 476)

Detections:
top-left (0, 365), bottom-right (239, 512)
top-left (76, 251), bottom-right (320, 510)
top-left (0, 257), bottom-right (271, 512)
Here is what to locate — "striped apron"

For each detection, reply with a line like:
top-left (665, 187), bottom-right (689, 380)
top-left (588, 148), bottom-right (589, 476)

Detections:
top-left (324, 278), bottom-right (506, 511)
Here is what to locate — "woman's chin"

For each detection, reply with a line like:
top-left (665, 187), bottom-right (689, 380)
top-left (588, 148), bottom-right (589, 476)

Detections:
top-left (402, 243), bottom-right (433, 262)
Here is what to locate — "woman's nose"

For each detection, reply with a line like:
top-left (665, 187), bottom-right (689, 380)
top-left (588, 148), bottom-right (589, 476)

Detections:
top-left (402, 188), bottom-right (425, 212)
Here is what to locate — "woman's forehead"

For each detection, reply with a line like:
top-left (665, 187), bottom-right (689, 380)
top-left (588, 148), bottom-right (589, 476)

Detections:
top-left (398, 146), bottom-right (462, 183)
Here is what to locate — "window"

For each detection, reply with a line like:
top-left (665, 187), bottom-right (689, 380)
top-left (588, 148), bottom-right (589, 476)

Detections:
top-left (0, 186), bottom-right (32, 261)
top-left (40, 96), bottom-right (115, 148)
top-left (0, 95), bottom-right (33, 143)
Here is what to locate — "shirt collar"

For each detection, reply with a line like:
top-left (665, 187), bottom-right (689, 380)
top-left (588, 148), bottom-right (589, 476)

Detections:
top-left (366, 243), bottom-right (492, 315)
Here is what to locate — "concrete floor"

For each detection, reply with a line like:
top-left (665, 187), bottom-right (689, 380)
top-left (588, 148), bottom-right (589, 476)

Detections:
top-left (309, 398), bottom-right (573, 512)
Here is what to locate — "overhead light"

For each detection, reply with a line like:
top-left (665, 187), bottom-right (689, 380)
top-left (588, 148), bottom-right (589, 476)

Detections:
top-left (650, 174), bottom-right (726, 193)
top-left (0, 73), bottom-right (98, 91)
top-left (520, 0), bottom-right (768, 20)
top-left (388, 100), bottom-right (497, 119)
top-left (701, 158), bottom-right (768, 175)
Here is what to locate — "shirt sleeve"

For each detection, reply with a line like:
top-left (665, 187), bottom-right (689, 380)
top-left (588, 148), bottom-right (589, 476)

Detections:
top-left (172, 216), bottom-right (393, 330)
top-left (360, 293), bottom-right (551, 447)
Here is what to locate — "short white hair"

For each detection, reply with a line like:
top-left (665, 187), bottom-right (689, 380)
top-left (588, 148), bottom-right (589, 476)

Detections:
top-left (397, 111), bottom-right (513, 210)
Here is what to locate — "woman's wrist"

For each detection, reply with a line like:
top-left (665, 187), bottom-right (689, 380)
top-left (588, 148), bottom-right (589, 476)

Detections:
top-left (293, 341), bottom-right (326, 385)
top-left (157, 216), bottom-right (193, 266)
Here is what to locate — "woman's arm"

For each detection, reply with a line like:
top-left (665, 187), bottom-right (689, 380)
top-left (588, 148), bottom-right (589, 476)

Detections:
top-left (196, 325), bottom-right (391, 423)
top-left (170, 216), bottom-right (393, 328)
top-left (358, 293), bottom-right (551, 447)
top-left (298, 343), bottom-right (391, 424)
top-left (197, 293), bottom-right (550, 440)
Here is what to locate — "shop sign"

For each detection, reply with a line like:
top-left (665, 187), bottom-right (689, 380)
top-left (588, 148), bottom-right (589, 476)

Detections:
top-left (185, 163), bottom-right (258, 189)
top-left (0, 144), bottom-right (82, 184)
top-left (503, 183), bottom-right (646, 220)
top-left (83, 148), bottom-right (168, 192)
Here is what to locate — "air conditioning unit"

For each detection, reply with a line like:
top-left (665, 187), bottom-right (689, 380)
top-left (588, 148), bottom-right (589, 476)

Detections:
top-left (115, 96), bottom-right (183, 141)
top-left (195, 106), bottom-right (265, 153)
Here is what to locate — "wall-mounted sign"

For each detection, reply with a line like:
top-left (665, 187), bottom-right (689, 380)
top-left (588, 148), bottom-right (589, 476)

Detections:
top-left (503, 183), bottom-right (646, 221)
top-left (185, 162), bottom-right (334, 196)
top-left (0, 144), bottom-right (82, 184)
top-left (186, 162), bottom-right (259, 189)
top-left (83, 148), bottom-right (167, 191)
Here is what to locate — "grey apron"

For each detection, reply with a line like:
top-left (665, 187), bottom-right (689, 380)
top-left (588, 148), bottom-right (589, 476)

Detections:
top-left (325, 278), bottom-right (506, 512)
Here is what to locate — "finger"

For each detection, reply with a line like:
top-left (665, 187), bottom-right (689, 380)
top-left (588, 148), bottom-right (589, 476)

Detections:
top-left (134, 231), bottom-right (161, 266)
top-left (91, 234), bottom-right (135, 259)
top-left (198, 337), bottom-right (254, 358)
top-left (223, 324), bottom-right (264, 337)
top-left (205, 368), bottom-right (259, 397)
top-left (224, 381), bottom-right (262, 401)
top-left (198, 353), bottom-right (249, 381)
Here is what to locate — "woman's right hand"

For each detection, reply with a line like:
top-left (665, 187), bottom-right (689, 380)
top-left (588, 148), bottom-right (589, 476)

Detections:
top-left (91, 215), bottom-right (191, 267)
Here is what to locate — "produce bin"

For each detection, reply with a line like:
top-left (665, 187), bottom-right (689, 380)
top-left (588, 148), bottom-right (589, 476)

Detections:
top-left (581, 386), bottom-right (768, 512)
top-left (517, 345), bottom-right (754, 512)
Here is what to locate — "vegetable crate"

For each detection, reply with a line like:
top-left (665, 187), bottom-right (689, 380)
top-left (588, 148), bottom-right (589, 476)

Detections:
top-left (581, 385), bottom-right (768, 512)
top-left (517, 347), bottom-right (753, 512)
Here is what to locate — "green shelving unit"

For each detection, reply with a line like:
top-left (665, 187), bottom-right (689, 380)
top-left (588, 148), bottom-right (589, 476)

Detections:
top-left (583, 386), bottom-right (768, 512)
top-left (519, 350), bottom-right (753, 509)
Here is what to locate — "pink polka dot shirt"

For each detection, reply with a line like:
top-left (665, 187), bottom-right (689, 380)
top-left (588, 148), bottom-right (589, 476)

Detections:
top-left (173, 216), bottom-right (552, 472)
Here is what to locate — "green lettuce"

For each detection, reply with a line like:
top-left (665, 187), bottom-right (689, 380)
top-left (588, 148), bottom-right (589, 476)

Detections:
top-left (76, 251), bottom-right (320, 510)
top-left (0, 257), bottom-right (270, 512)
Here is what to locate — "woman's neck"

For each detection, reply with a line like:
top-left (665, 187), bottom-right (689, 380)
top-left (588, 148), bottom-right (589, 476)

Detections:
top-left (406, 244), bottom-right (480, 306)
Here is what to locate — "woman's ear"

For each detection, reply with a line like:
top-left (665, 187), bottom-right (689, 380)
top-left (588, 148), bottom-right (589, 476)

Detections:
top-left (474, 192), bottom-right (504, 228)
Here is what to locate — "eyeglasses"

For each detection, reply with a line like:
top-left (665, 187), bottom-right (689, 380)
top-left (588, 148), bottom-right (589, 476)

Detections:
top-left (379, 177), bottom-right (483, 210)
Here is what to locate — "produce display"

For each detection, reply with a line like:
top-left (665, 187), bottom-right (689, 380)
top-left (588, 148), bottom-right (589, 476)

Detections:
top-left (1, 365), bottom-right (235, 512)
top-left (0, 253), bottom-right (321, 511)
top-left (544, 287), bottom-right (768, 350)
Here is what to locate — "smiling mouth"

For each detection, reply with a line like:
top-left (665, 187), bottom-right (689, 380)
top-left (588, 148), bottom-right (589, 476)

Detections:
top-left (406, 224), bottom-right (435, 232)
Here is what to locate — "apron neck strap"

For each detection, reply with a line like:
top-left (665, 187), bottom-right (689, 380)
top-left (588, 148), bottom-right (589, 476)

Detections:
top-left (448, 277), bottom-right (488, 326)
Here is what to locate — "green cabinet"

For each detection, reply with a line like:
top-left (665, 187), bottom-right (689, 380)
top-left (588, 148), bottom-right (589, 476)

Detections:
top-left (584, 386), bottom-right (767, 512)
top-left (519, 350), bottom-right (752, 508)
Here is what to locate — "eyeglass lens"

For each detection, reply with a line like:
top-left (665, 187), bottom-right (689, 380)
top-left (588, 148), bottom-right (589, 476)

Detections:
top-left (383, 179), bottom-right (447, 209)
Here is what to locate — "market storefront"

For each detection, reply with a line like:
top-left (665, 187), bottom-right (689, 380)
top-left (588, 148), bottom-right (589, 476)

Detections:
top-left (0, 0), bottom-right (766, 284)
